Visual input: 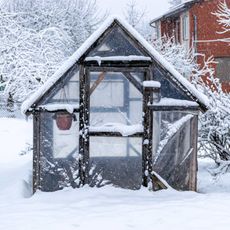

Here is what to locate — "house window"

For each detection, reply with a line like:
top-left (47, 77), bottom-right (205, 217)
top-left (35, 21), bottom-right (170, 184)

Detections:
top-left (182, 15), bottom-right (189, 40)
top-left (215, 57), bottom-right (230, 83)
top-left (155, 21), bottom-right (161, 39)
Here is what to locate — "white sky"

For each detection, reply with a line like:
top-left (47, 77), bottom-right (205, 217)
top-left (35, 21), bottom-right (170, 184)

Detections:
top-left (96, 0), bottom-right (170, 21)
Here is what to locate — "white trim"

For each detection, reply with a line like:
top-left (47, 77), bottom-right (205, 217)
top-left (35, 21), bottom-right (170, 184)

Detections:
top-left (180, 11), bottom-right (190, 51)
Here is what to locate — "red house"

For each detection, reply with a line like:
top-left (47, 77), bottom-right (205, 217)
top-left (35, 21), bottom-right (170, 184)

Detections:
top-left (150, 0), bottom-right (230, 91)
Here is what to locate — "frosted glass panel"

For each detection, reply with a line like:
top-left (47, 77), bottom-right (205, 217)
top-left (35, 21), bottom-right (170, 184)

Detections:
top-left (88, 25), bottom-right (146, 57)
top-left (153, 111), bottom-right (194, 190)
top-left (53, 114), bottom-right (79, 159)
top-left (90, 72), bottom-right (143, 127)
top-left (39, 112), bottom-right (79, 191)
top-left (44, 70), bottom-right (79, 104)
top-left (89, 137), bottom-right (142, 189)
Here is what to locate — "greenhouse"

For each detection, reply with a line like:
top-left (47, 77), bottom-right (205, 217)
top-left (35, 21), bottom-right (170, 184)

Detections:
top-left (22, 16), bottom-right (209, 193)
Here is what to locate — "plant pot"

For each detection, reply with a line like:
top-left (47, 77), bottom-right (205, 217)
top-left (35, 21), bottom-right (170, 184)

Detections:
top-left (55, 112), bottom-right (73, 130)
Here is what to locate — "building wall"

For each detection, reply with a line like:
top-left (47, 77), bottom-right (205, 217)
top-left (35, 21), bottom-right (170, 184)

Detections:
top-left (161, 17), bottom-right (181, 42)
top-left (157, 0), bottom-right (230, 91)
top-left (189, 0), bottom-right (230, 91)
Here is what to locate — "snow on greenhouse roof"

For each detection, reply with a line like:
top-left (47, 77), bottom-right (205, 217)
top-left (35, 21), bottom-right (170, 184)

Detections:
top-left (22, 15), bottom-right (209, 114)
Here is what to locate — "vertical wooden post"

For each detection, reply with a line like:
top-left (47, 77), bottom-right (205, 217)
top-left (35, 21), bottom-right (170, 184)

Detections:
top-left (33, 111), bottom-right (40, 194)
top-left (84, 68), bottom-right (90, 184)
top-left (142, 70), bottom-right (153, 188)
top-left (189, 114), bottom-right (198, 191)
top-left (79, 65), bottom-right (90, 186)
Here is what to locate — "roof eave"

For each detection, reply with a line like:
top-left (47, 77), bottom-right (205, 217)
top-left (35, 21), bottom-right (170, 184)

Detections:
top-left (150, 0), bottom-right (201, 26)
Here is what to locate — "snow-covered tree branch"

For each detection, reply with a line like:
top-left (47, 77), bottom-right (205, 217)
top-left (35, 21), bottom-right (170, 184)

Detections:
top-left (213, 0), bottom-right (230, 33)
top-left (152, 35), bottom-right (230, 174)
top-left (124, 0), bottom-right (151, 39)
top-left (0, 0), bottom-right (104, 102)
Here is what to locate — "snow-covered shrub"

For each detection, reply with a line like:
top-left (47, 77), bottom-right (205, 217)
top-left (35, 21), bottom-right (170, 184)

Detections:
top-left (0, 0), bottom-right (104, 102)
top-left (213, 0), bottom-right (230, 34)
top-left (0, 12), bottom-right (74, 101)
top-left (152, 36), bottom-right (230, 173)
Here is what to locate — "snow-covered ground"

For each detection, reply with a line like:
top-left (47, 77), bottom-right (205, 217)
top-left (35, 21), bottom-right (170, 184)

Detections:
top-left (0, 118), bottom-right (230, 230)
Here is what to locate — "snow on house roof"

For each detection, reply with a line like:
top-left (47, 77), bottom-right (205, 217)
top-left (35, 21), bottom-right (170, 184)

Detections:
top-left (150, 0), bottom-right (198, 24)
top-left (21, 15), bottom-right (209, 114)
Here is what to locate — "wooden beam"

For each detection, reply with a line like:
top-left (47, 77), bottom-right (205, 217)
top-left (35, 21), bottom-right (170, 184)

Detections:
top-left (89, 131), bottom-right (143, 137)
top-left (122, 72), bottom-right (143, 94)
top-left (142, 70), bottom-right (154, 188)
top-left (32, 111), bottom-right (40, 193)
top-left (149, 105), bottom-right (199, 112)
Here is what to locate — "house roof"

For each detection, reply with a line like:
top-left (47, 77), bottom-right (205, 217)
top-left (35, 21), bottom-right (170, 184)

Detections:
top-left (150, 0), bottom-right (200, 25)
top-left (21, 15), bottom-right (210, 114)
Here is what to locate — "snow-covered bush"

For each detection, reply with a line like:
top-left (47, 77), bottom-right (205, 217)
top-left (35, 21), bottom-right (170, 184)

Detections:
top-left (0, 12), bottom-right (74, 101)
top-left (0, 0), bottom-right (104, 102)
top-left (213, 0), bottom-right (230, 34)
top-left (152, 36), bottom-right (230, 173)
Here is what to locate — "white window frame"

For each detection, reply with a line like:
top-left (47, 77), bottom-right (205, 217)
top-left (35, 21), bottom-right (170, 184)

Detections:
top-left (180, 12), bottom-right (190, 51)
top-left (182, 14), bottom-right (189, 41)
top-left (155, 21), bottom-right (161, 39)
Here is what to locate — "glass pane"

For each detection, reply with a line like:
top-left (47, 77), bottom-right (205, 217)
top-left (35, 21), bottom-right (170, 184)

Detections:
top-left (88, 26), bottom-right (146, 57)
top-left (43, 70), bottom-right (80, 105)
top-left (39, 112), bottom-right (79, 191)
top-left (153, 111), bottom-right (194, 190)
top-left (90, 72), bottom-right (143, 128)
top-left (153, 68), bottom-right (191, 100)
top-left (53, 113), bottom-right (79, 159)
top-left (89, 137), bottom-right (142, 189)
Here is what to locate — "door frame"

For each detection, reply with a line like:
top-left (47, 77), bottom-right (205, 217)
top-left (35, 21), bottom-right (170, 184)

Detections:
top-left (78, 64), bottom-right (154, 188)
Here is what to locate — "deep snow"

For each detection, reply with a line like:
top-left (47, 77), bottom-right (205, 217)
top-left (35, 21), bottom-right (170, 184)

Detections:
top-left (0, 118), bottom-right (230, 230)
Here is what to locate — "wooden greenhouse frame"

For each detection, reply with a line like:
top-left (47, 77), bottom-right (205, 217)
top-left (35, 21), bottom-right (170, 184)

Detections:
top-left (22, 16), bottom-right (208, 193)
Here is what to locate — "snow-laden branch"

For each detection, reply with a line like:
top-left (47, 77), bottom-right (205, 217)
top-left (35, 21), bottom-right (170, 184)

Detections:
top-left (213, 1), bottom-right (230, 33)
top-left (152, 35), bottom-right (230, 170)
top-left (0, 0), bottom-right (105, 102)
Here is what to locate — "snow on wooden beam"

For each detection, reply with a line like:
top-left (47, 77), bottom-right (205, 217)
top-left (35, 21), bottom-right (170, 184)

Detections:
top-left (143, 80), bottom-right (161, 88)
top-left (85, 56), bottom-right (152, 66)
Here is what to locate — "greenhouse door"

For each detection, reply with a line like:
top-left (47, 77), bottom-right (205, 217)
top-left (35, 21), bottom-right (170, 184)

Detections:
top-left (86, 69), bottom-right (145, 189)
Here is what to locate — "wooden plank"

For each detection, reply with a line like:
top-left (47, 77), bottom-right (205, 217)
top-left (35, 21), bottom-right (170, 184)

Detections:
top-left (142, 69), bottom-right (154, 188)
top-left (84, 60), bottom-right (152, 68)
top-left (84, 68), bottom-right (90, 184)
top-left (86, 66), bottom-right (150, 73)
top-left (32, 112), bottom-right (40, 193)
top-left (89, 131), bottom-right (143, 137)
top-left (33, 108), bottom-right (80, 113)
top-left (79, 65), bottom-right (86, 185)
top-left (149, 105), bottom-right (199, 112)
top-left (90, 72), bottom-right (105, 95)
top-left (122, 72), bottom-right (143, 94)
top-left (189, 115), bottom-right (198, 191)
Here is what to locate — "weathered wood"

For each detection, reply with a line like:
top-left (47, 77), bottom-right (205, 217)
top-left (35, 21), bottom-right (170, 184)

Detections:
top-left (84, 60), bottom-right (152, 68)
top-left (189, 115), bottom-right (198, 191)
top-left (149, 105), bottom-right (199, 112)
top-left (89, 131), bottom-right (143, 137)
top-left (79, 65), bottom-right (87, 185)
top-left (33, 108), bottom-right (80, 113)
top-left (32, 111), bottom-right (40, 193)
top-left (84, 68), bottom-right (90, 184)
top-left (142, 69), bottom-right (153, 188)
top-left (86, 66), bottom-right (150, 73)
top-left (90, 72), bottom-right (105, 95)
